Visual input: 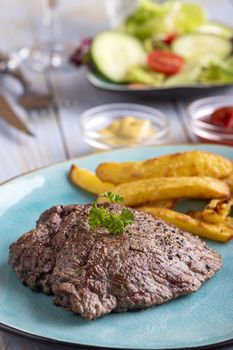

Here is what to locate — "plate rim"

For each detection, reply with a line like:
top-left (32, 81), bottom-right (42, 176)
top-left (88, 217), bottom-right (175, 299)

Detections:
top-left (87, 71), bottom-right (233, 92)
top-left (1, 321), bottom-right (233, 350)
top-left (1, 143), bottom-right (233, 349)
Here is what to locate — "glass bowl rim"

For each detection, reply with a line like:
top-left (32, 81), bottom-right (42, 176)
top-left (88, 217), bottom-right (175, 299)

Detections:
top-left (80, 103), bottom-right (169, 141)
top-left (188, 95), bottom-right (233, 133)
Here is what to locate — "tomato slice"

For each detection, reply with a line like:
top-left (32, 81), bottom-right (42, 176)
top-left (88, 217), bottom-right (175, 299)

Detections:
top-left (210, 107), bottom-right (233, 129)
top-left (147, 50), bottom-right (184, 75)
top-left (163, 32), bottom-right (178, 45)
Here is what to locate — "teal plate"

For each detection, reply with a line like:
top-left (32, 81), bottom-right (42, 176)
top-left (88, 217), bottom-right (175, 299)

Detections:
top-left (0, 144), bottom-right (233, 349)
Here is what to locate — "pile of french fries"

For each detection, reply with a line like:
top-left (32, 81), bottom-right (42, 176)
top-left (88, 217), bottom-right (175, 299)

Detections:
top-left (68, 150), bottom-right (233, 242)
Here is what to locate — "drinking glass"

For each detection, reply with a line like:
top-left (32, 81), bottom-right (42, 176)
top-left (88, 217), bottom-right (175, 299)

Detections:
top-left (12, 0), bottom-right (108, 72)
top-left (17, 0), bottom-right (75, 71)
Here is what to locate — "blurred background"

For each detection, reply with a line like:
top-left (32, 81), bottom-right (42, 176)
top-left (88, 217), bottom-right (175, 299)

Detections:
top-left (0, 0), bottom-right (232, 183)
top-left (1, 0), bottom-right (232, 54)
top-left (0, 0), bottom-right (108, 53)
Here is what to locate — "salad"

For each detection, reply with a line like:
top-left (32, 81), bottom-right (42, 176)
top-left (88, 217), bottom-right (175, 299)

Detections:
top-left (71, 0), bottom-right (233, 87)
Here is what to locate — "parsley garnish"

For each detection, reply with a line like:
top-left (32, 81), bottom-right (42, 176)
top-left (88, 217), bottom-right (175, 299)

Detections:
top-left (100, 191), bottom-right (124, 204)
top-left (88, 192), bottom-right (134, 235)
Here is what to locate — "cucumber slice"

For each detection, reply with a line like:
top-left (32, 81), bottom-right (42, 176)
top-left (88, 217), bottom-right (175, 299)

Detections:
top-left (172, 34), bottom-right (232, 66)
top-left (91, 32), bottom-right (146, 83)
top-left (196, 22), bottom-right (233, 39)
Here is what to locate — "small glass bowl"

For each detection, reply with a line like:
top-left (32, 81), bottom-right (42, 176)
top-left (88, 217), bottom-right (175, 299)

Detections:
top-left (80, 103), bottom-right (169, 150)
top-left (188, 96), bottom-right (233, 146)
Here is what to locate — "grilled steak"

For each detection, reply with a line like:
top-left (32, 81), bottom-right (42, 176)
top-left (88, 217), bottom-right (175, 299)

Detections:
top-left (9, 204), bottom-right (222, 320)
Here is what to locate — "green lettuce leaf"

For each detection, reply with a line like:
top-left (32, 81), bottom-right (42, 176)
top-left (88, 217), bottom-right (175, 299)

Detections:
top-left (124, 0), bottom-right (206, 39)
top-left (199, 58), bottom-right (233, 84)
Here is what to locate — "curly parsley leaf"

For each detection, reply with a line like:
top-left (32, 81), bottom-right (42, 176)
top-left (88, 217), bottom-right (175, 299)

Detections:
top-left (120, 208), bottom-right (135, 225)
top-left (88, 203), bottom-right (107, 230)
top-left (88, 192), bottom-right (134, 235)
top-left (100, 191), bottom-right (124, 204)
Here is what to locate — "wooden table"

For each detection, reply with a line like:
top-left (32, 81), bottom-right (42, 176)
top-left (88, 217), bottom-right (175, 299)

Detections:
top-left (0, 0), bottom-right (233, 348)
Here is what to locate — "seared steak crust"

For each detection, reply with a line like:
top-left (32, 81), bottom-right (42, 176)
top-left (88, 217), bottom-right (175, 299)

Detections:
top-left (9, 205), bottom-right (82, 293)
top-left (9, 204), bottom-right (222, 319)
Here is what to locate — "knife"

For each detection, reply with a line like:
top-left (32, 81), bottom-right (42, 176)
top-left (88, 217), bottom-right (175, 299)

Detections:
top-left (0, 94), bottom-right (33, 136)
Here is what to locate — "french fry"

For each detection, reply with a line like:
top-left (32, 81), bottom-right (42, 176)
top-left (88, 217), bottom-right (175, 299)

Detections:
top-left (226, 217), bottom-right (233, 228)
top-left (136, 200), bottom-right (176, 210)
top-left (138, 207), bottom-right (233, 242)
top-left (201, 198), bottom-right (233, 224)
top-left (187, 210), bottom-right (203, 221)
top-left (69, 165), bottom-right (114, 195)
top-left (225, 171), bottom-right (233, 194)
top-left (98, 177), bottom-right (230, 206)
top-left (188, 198), bottom-right (233, 224)
top-left (204, 198), bottom-right (233, 217)
top-left (96, 151), bottom-right (233, 184)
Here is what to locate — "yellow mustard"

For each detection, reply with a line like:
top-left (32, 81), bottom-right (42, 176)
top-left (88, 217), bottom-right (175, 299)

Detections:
top-left (100, 115), bottom-right (155, 145)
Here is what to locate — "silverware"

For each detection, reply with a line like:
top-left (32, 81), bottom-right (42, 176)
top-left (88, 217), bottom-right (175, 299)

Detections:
top-left (18, 91), bottom-right (55, 110)
top-left (0, 51), bottom-right (55, 110)
top-left (0, 94), bottom-right (33, 136)
top-left (0, 51), bottom-right (29, 89)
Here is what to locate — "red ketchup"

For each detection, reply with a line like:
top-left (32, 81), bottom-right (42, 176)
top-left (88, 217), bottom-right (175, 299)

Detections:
top-left (197, 106), bottom-right (233, 146)
top-left (209, 107), bottom-right (233, 129)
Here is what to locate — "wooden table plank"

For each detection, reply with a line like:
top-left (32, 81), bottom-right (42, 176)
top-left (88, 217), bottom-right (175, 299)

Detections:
top-left (0, 109), bottom-right (66, 183)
